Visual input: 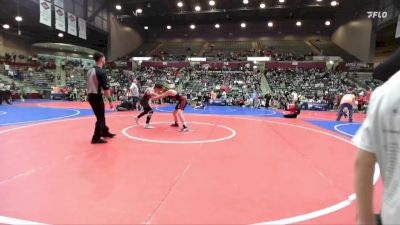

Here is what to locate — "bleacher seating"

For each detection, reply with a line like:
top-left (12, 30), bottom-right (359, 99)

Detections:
top-left (131, 42), bottom-right (160, 56)
top-left (207, 41), bottom-right (253, 54)
top-left (258, 40), bottom-right (312, 54)
top-left (266, 68), bottom-right (353, 97)
top-left (182, 70), bottom-right (262, 102)
top-left (126, 39), bottom-right (363, 63)
top-left (0, 64), bottom-right (52, 91)
top-left (157, 41), bottom-right (204, 56)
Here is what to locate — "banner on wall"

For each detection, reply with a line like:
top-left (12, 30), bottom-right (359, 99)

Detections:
top-left (55, 6), bottom-right (66, 32)
top-left (339, 62), bottom-right (374, 72)
top-left (302, 102), bottom-right (329, 111)
top-left (67, 13), bottom-right (77, 36)
top-left (54, 0), bottom-right (64, 8)
top-left (396, 15), bottom-right (400, 38)
top-left (39, 0), bottom-right (52, 27)
top-left (78, 18), bottom-right (87, 40)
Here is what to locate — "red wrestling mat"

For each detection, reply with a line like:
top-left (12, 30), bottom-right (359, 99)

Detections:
top-left (0, 113), bottom-right (380, 224)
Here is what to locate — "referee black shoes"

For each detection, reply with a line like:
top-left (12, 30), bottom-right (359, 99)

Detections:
top-left (91, 138), bottom-right (108, 144)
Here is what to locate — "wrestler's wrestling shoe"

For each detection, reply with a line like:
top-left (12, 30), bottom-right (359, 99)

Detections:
top-left (144, 124), bottom-right (155, 129)
top-left (103, 133), bottom-right (116, 138)
top-left (180, 127), bottom-right (189, 132)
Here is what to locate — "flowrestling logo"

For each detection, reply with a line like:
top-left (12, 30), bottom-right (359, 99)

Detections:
top-left (367, 11), bottom-right (388, 19)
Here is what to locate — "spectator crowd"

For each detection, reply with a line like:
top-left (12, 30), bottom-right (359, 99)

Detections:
top-left (0, 50), bottom-right (381, 112)
top-left (265, 68), bottom-right (379, 111)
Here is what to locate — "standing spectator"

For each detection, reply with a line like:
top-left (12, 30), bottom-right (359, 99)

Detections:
top-left (5, 52), bottom-right (11, 61)
top-left (327, 92), bottom-right (335, 110)
top-left (290, 90), bottom-right (298, 104)
top-left (334, 93), bottom-right (342, 110)
top-left (129, 79), bottom-right (140, 111)
top-left (358, 94), bottom-right (365, 112)
top-left (353, 71), bottom-right (400, 225)
top-left (210, 90), bottom-right (217, 101)
top-left (265, 93), bottom-right (271, 108)
top-left (17, 87), bottom-right (25, 102)
top-left (221, 90), bottom-right (227, 100)
top-left (0, 83), bottom-right (12, 105)
top-left (72, 87), bottom-right (78, 101)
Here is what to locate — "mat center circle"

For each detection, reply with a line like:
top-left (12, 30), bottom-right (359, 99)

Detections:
top-left (122, 121), bottom-right (236, 144)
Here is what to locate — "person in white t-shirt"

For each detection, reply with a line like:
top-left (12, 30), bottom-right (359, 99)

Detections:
top-left (290, 90), bottom-right (298, 104)
top-left (353, 71), bottom-right (400, 225)
top-left (221, 90), bottom-right (227, 100)
top-left (129, 79), bottom-right (139, 111)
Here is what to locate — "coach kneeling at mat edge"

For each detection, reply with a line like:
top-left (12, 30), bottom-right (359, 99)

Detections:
top-left (86, 53), bottom-right (116, 144)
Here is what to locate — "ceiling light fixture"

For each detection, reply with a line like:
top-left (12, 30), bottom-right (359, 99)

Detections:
top-left (2, 24), bottom-right (10, 29)
top-left (115, 4), bottom-right (122, 10)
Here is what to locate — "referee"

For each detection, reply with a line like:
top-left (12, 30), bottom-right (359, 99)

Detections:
top-left (87, 53), bottom-right (116, 144)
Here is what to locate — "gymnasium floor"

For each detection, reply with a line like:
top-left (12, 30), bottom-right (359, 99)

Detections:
top-left (0, 100), bottom-right (382, 225)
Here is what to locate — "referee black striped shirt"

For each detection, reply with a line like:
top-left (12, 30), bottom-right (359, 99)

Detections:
top-left (86, 66), bottom-right (110, 95)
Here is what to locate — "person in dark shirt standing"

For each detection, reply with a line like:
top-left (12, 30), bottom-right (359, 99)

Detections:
top-left (86, 53), bottom-right (116, 144)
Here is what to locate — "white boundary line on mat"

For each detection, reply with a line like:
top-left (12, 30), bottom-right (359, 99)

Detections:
top-left (0, 109), bottom-right (80, 126)
top-left (0, 216), bottom-right (50, 225)
top-left (123, 121), bottom-right (236, 144)
top-left (334, 123), bottom-right (361, 137)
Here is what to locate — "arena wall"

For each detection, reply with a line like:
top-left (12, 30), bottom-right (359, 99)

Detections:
top-left (332, 19), bottom-right (374, 62)
top-left (108, 13), bottom-right (143, 61)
